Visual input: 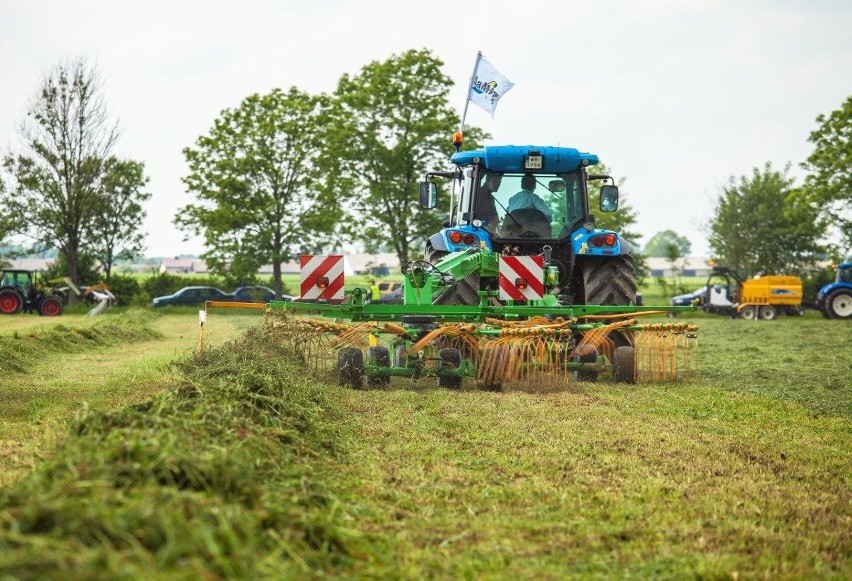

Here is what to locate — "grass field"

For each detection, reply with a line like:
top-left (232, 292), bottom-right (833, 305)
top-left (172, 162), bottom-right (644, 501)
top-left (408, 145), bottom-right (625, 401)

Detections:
top-left (0, 306), bottom-right (849, 578)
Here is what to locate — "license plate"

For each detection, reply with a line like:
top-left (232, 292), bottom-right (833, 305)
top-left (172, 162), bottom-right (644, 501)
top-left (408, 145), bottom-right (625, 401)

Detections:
top-left (524, 155), bottom-right (543, 170)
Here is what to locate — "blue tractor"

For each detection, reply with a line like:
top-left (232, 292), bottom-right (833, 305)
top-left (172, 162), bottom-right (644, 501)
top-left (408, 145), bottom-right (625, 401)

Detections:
top-left (815, 262), bottom-right (852, 319)
top-left (419, 144), bottom-right (636, 307)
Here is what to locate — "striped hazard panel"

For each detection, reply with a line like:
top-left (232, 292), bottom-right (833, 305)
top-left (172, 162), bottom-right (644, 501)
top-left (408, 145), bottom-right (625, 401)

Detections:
top-left (499, 255), bottom-right (544, 301)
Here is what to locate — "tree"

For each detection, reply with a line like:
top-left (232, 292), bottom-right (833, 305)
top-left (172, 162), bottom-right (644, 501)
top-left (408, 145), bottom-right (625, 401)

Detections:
top-left (89, 158), bottom-right (151, 279)
top-left (2, 58), bottom-right (120, 287)
top-left (0, 179), bottom-right (11, 268)
top-left (708, 162), bottom-right (827, 277)
top-left (802, 96), bottom-right (852, 257)
top-left (327, 48), bottom-right (488, 266)
top-left (643, 229), bottom-right (692, 257)
top-left (178, 88), bottom-right (339, 295)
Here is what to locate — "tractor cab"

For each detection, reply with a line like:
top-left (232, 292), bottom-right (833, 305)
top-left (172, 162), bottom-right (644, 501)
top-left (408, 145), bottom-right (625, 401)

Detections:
top-left (421, 145), bottom-right (625, 259)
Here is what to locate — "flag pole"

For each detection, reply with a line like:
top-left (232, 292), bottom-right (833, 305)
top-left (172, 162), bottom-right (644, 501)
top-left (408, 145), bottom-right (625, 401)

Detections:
top-left (459, 51), bottom-right (482, 135)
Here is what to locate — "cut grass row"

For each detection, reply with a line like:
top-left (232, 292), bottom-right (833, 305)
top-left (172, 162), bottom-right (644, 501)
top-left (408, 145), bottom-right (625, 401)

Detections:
top-left (0, 310), bottom-right (849, 578)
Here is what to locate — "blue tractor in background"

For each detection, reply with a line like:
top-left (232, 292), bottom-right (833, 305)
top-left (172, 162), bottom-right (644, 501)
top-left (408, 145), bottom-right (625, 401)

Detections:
top-left (815, 262), bottom-right (852, 319)
top-left (419, 144), bottom-right (636, 307)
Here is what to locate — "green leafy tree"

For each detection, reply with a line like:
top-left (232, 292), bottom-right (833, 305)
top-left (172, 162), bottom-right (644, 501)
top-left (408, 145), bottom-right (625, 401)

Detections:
top-left (327, 48), bottom-right (488, 265)
top-left (643, 229), bottom-right (692, 257)
top-left (89, 158), bottom-right (151, 279)
top-left (802, 95), bottom-right (852, 256)
top-left (0, 178), bottom-right (11, 267)
top-left (2, 58), bottom-right (120, 288)
top-left (708, 162), bottom-right (827, 277)
top-left (178, 88), bottom-right (340, 295)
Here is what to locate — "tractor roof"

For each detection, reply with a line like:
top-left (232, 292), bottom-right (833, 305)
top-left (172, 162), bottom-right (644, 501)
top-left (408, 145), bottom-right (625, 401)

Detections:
top-left (450, 145), bottom-right (599, 173)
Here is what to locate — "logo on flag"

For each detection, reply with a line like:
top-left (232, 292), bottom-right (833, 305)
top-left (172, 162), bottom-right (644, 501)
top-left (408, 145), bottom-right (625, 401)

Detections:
top-left (300, 255), bottom-right (345, 301)
top-left (468, 55), bottom-right (514, 117)
top-left (499, 256), bottom-right (544, 301)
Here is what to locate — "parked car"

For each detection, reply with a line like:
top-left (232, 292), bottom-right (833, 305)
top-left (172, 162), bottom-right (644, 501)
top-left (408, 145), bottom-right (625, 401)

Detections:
top-left (233, 285), bottom-right (276, 303)
top-left (151, 286), bottom-right (234, 307)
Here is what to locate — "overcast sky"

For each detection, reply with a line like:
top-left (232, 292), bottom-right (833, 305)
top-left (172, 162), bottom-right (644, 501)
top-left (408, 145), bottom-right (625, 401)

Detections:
top-left (1, 0), bottom-right (850, 258)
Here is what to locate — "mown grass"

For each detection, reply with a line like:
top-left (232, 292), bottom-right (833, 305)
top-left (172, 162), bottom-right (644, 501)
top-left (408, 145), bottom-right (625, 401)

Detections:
top-left (0, 327), bottom-right (359, 579)
top-left (0, 309), bottom-right (849, 578)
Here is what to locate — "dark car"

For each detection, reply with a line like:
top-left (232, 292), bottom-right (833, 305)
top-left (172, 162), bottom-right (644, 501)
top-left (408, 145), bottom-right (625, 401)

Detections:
top-left (233, 285), bottom-right (276, 303)
top-left (151, 286), bottom-right (234, 307)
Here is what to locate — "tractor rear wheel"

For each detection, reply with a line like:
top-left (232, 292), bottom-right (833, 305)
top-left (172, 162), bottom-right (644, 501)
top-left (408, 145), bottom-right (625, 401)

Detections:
top-left (580, 255), bottom-right (637, 307)
top-left (425, 243), bottom-right (449, 265)
top-left (613, 346), bottom-right (637, 384)
top-left (39, 297), bottom-right (64, 317)
top-left (432, 273), bottom-right (480, 306)
top-left (337, 348), bottom-right (364, 389)
top-left (0, 289), bottom-right (24, 315)
top-left (826, 289), bottom-right (852, 319)
top-left (366, 346), bottom-right (391, 388)
top-left (580, 255), bottom-right (637, 348)
top-left (437, 348), bottom-right (462, 389)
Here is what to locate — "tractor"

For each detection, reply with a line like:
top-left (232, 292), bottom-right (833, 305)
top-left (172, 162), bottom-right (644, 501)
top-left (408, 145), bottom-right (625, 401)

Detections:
top-left (0, 269), bottom-right (64, 316)
top-left (419, 144), bottom-right (636, 309)
top-left (815, 262), bottom-right (852, 319)
top-left (198, 142), bottom-right (699, 391)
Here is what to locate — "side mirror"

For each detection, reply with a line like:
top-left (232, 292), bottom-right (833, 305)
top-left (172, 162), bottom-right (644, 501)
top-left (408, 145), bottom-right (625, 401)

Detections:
top-left (419, 181), bottom-right (438, 209)
top-left (600, 184), bottom-right (619, 212)
top-left (548, 179), bottom-right (566, 193)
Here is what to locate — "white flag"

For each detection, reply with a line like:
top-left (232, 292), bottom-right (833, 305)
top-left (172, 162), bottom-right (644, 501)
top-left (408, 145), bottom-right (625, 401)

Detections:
top-left (467, 55), bottom-right (514, 117)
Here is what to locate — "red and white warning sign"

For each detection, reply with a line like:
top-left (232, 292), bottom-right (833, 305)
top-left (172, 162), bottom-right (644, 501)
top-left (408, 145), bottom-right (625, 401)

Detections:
top-left (300, 255), bottom-right (345, 301)
top-left (499, 255), bottom-right (545, 301)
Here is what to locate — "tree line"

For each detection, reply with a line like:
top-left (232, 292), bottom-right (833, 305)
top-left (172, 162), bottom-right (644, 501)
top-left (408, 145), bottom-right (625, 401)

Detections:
top-left (0, 51), bottom-right (849, 298)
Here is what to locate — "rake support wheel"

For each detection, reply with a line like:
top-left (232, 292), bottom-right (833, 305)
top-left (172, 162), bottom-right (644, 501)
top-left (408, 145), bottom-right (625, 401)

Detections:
top-left (574, 345), bottom-right (599, 383)
top-left (337, 347), bottom-right (364, 389)
top-left (437, 348), bottom-right (462, 390)
top-left (366, 346), bottom-right (390, 388)
top-left (612, 346), bottom-right (636, 384)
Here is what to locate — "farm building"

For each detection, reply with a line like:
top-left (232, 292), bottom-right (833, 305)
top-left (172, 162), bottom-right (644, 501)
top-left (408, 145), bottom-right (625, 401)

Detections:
top-left (646, 257), bottom-right (713, 278)
top-left (159, 258), bottom-right (208, 274)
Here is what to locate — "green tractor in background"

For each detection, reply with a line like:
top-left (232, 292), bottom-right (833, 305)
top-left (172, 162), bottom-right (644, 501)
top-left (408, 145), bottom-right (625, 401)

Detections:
top-left (0, 269), bottom-right (64, 316)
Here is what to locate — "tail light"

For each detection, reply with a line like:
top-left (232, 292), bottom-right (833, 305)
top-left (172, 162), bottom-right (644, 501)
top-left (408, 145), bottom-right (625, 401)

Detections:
top-left (448, 231), bottom-right (478, 246)
top-left (590, 234), bottom-right (617, 247)
top-left (317, 276), bottom-right (329, 289)
top-left (515, 277), bottom-right (528, 290)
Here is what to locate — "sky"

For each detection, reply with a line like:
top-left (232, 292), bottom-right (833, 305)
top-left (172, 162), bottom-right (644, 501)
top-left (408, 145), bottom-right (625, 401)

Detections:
top-left (1, 0), bottom-right (850, 259)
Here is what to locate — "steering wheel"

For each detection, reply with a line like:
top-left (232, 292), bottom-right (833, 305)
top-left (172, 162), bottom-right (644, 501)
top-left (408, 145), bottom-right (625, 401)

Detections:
top-left (501, 208), bottom-right (551, 238)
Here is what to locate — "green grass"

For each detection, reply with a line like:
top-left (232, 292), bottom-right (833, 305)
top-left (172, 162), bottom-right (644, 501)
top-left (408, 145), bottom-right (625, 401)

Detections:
top-left (0, 309), bottom-right (849, 578)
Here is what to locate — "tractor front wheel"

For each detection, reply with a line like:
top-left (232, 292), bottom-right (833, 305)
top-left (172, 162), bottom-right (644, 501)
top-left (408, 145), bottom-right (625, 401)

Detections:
top-left (39, 297), bottom-right (64, 317)
top-left (0, 289), bottom-right (24, 315)
top-left (826, 289), bottom-right (852, 319)
top-left (337, 348), bottom-right (364, 389)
